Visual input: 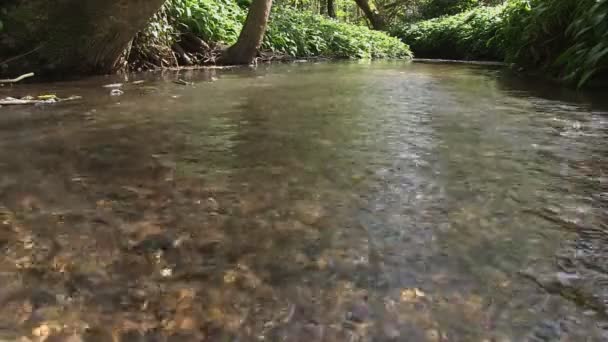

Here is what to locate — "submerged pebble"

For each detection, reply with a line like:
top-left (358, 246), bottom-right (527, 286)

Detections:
top-left (348, 302), bottom-right (370, 323)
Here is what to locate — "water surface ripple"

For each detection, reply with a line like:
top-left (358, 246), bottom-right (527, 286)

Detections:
top-left (0, 62), bottom-right (607, 341)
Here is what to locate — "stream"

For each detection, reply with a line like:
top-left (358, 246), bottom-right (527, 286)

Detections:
top-left (0, 61), bottom-right (607, 341)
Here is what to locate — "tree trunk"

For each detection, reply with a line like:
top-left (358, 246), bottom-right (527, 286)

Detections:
top-left (220, 0), bottom-right (274, 65)
top-left (327, 0), bottom-right (336, 18)
top-left (320, 0), bottom-right (327, 15)
top-left (0, 0), bottom-right (165, 77)
top-left (353, 0), bottom-right (385, 30)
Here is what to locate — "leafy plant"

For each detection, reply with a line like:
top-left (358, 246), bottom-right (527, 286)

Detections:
top-left (393, 5), bottom-right (505, 60)
top-left (151, 0), bottom-right (411, 59)
top-left (560, 0), bottom-right (608, 87)
top-left (418, 0), bottom-right (483, 19)
top-left (265, 6), bottom-right (412, 58)
top-left (501, 0), bottom-right (608, 87)
top-left (394, 0), bottom-right (608, 87)
top-left (168, 0), bottom-right (246, 45)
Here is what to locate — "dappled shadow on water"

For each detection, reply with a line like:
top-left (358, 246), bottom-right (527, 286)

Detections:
top-left (0, 61), bottom-right (607, 341)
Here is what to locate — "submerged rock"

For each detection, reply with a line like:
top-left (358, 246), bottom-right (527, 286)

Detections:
top-left (347, 302), bottom-right (370, 323)
top-left (293, 201), bottom-right (325, 225)
top-left (132, 234), bottom-right (173, 253)
top-left (82, 327), bottom-right (113, 342)
top-left (382, 322), bottom-right (400, 339)
top-left (527, 320), bottom-right (562, 341)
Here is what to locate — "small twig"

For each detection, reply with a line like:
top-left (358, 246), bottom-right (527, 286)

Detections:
top-left (172, 79), bottom-right (192, 86)
top-left (0, 44), bottom-right (44, 66)
top-left (0, 72), bottom-right (35, 84)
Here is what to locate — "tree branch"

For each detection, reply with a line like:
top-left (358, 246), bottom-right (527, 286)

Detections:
top-left (0, 72), bottom-right (35, 84)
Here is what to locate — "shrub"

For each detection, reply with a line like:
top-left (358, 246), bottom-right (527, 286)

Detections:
top-left (169, 0), bottom-right (246, 45)
top-left (395, 0), bottom-right (608, 87)
top-left (418, 0), bottom-right (482, 20)
top-left (161, 0), bottom-right (411, 59)
top-left (264, 7), bottom-right (412, 58)
top-left (502, 0), bottom-right (608, 87)
top-left (394, 5), bottom-right (505, 60)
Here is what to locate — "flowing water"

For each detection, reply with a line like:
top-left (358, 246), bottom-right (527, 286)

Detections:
top-left (0, 61), bottom-right (607, 341)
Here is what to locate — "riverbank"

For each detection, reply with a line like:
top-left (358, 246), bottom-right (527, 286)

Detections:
top-left (129, 2), bottom-right (411, 70)
top-left (393, 0), bottom-right (608, 88)
top-left (0, 1), bottom-right (410, 80)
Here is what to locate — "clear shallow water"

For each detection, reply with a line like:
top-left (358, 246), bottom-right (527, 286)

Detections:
top-left (0, 61), bottom-right (607, 341)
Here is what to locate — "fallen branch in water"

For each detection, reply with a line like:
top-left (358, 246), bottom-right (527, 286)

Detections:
top-left (0, 72), bottom-right (35, 84)
top-left (0, 95), bottom-right (82, 106)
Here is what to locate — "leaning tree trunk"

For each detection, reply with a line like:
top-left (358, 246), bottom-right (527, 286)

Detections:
top-left (0, 0), bottom-right (165, 77)
top-left (353, 0), bottom-right (385, 30)
top-left (327, 0), bottom-right (337, 18)
top-left (220, 0), bottom-right (274, 65)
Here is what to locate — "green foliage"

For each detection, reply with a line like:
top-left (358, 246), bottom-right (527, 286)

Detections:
top-left (563, 0), bottom-right (608, 87)
top-left (394, 5), bottom-right (505, 60)
top-left (274, 0), bottom-right (364, 24)
top-left (138, 3), bottom-right (176, 46)
top-left (158, 0), bottom-right (411, 59)
top-left (168, 0), bottom-right (246, 45)
top-left (502, 0), bottom-right (608, 87)
top-left (418, 0), bottom-right (482, 19)
top-left (395, 0), bottom-right (607, 87)
top-left (501, 0), bottom-right (575, 69)
top-left (264, 7), bottom-right (412, 58)
top-left (235, 0), bottom-right (252, 9)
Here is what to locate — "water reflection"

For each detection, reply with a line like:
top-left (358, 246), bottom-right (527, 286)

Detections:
top-left (0, 62), bottom-right (606, 341)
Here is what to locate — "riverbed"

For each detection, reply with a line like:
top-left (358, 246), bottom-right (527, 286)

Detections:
top-left (0, 61), bottom-right (607, 341)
